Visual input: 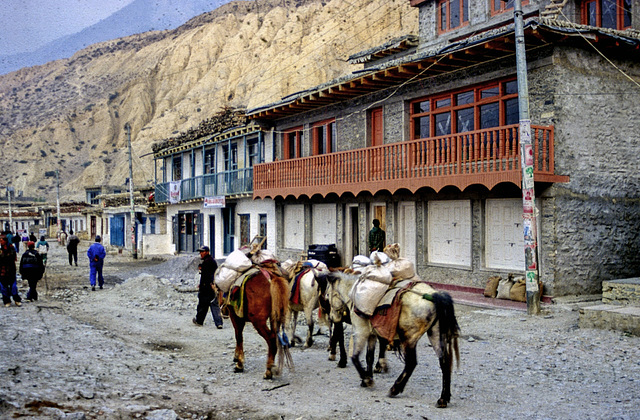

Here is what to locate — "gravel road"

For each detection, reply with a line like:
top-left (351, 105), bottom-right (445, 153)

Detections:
top-left (1, 242), bottom-right (639, 419)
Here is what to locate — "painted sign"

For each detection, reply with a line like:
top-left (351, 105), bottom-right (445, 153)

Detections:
top-left (169, 181), bottom-right (181, 204)
top-left (204, 196), bottom-right (226, 209)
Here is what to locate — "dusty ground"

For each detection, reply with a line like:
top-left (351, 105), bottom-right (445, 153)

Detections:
top-left (1, 242), bottom-right (639, 419)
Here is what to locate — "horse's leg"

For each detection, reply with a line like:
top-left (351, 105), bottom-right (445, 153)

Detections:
top-left (374, 337), bottom-right (389, 373)
top-left (229, 312), bottom-right (246, 373)
top-left (289, 309), bottom-right (300, 347)
top-left (350, 316), bottom-right (374, 387)
top-left (426, 325), bottom-right (453, 408)
top-left (253, 318), bottom-right (278, 380)
top-left (331, 321), bottom-right (347, 368)
top-left (365, 333), bottom-right (377, 379)
top-left (388, 344), bottom-right (417, 398)
top-left (303, 305), bottom-right (315, 347)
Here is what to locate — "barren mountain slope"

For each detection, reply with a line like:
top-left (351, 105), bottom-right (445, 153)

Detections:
top-left (0, 0), bottom-right (416, 201)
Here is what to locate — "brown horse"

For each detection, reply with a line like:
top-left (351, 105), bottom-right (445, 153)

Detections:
top-left (226, 267), bottom-right (292, 379)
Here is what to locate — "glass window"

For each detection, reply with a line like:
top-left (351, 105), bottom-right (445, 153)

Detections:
top-left (438, 0), bottom-right (469, 32)
top-left (581, 0), bottom-right (631, 29)
top-left (172, 155), bottom-right (182, 181)
top-left (480, 102), bottom-right (500, 129)
top-left (204, 148), bottom-right (215, 174)
top-left (285, 127), bottom-right (302, 159)
top-left (456, 91), bottom-right (474, 105)
top-left (505, 98), bottom-right (519, 125)
top-left (456, 107), bottom-right (474, 133)
top-left (414, 117), bottom-right (430, 139)
top-left (435, 112), bottom-right (452, 136)
top-left (312, 119), bottom-right (336, 155)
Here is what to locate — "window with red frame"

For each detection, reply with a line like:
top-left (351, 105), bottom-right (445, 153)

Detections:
top-left (582, 0), bottom-right (631, 30)
top-left (437, 0), bottom-right (469, 33)
top-left (312, 119), bottom-right (336, 155)
top-left (491, 0), bottom-right (529, 15)
top-left (410, 79), bottom-right (519, 140)
top-left (284, 127), bottom-right (303, 159)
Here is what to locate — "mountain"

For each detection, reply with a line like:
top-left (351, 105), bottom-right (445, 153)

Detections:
top-left (0, 0), bottom-right (232, 76)
top-left (0, 0), bottom-right (416, 202)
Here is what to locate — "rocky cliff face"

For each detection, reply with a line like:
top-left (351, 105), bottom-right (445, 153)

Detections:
top-left (0, 0), bottom-right (416, 202)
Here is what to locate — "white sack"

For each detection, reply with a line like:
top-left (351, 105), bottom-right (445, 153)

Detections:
top-left (349, 264), bottom-right (393, 316)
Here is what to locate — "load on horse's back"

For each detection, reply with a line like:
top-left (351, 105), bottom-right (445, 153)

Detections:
top-left (215, 244), bottom-right (293, 379)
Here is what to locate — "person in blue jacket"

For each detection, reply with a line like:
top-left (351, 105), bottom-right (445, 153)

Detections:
top-left (86, 236), bottom-right (106, 291)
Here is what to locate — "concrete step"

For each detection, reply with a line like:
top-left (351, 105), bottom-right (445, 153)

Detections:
top-left (578, 303), bottom-right (640, 336)
top-left (602, 277), bottom-right (640, 305)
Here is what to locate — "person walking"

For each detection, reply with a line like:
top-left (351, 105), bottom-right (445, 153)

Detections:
top-left (0, 235), bottom-right (21, 307)
top-left (58, 230), bottom-right (67, 247)
top-left (67, 230), bottom-right (80, 266)
top-left (29, 232), bottom-right (37, 242)
top-left (368, 218), bottom-right (386, 253)
top-left (11, 232), bottom-right (21, 253)
top-left (36, 236), bottom-right (49, 267)
top-left (87, 236), bottom-right (106, 291)
top-left (20, 241), bottom-right (44, 302)
top-left (192, 246), bottom-right (223, 329)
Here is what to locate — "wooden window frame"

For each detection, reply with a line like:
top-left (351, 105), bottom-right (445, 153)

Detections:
top-left (437, 0), bottom-right (469, 33)
top-left (491, 0), bottom-right (530, 16)
top-left (312, 118), bottom-right (336, 155)
top-left (409, 78), bottom-right (518, 140)
top-left (284, 126), bottom-right (303, 159)
top-left (580, 0), bottom-right (632, 30)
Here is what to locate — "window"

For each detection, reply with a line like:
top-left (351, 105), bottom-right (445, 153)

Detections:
top-left (284, 127), bottom-right (303, 159)
top-left (239, 214), bottom-right (250, 246)
top-left (259, 214), bottom-right (267, 249)
top-left (204, 148), bottom-right (215, 174)
top-left (247, 137), bottom-right (264, 167)
top-left (87, 190), bottom-right (100, 205)
top-left (150, 217), bottom-right (156, 234)
top-left (312, 119), bottom-right (336, 155)
top-left (410, 79), bottom-right (519, 140)
top-left (172, 155), bottom-right (182, 181)
top-left (491, 0), bottom-right (529, 15)
top-left (581, 0), bottom-right (631, 29)
top-left (437, 0), bottom-right (469, 33)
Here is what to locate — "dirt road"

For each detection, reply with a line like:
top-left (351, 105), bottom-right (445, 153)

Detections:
top-left (1, 242), bottom-right (639, 419)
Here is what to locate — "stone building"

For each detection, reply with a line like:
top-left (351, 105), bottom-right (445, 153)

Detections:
top-left (245, 0), bottom-right (640, 297)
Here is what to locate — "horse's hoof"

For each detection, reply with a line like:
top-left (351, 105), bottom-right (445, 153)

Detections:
top-left (388, 387), bottom-right (400, 397)
top-left (360, 378), bottom-right (374, 388)
top-left (436, 398), bottom-right (448, 408)
top-left (374, 363), bottom-right (388, 374)
top-left (337, 360), bottom-right (347, 368)
top-left (264, 370), bottom-right (273, 380)
top-left (234, 365), bottom-right (244, 373)
top-left (328, 354), bottom-right (336, 361)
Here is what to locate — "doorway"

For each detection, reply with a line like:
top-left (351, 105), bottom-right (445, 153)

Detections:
top-left (345, 205), bottom-right (359, 263)
top-left (209, 215), bottom-right (215, 258)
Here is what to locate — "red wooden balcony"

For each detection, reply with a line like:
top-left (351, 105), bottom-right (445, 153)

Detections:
top-left (253, 124), bottom-right (568, 199)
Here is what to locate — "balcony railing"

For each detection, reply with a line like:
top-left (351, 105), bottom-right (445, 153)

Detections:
top-left (254, 124), bottom-right (564, 199)
top-left (154, 168), bottom-right (254, 204)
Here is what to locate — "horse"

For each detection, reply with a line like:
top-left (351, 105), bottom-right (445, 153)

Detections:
top-left (281, 260), bottom-right (330, 348)
top-left (225, 266), bottom-right (292, 379)
top-left (321, 268), bottom-right (390, 372)
top-left (323, 271), bottom-right (460, 408)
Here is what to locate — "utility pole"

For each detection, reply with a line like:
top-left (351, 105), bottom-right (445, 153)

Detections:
top-left (7, 187), bottom-right (13, 232)
top-left (125, 123), bottom-right (137, 259)
top-left (56, 170), bottom-right (61, 239)
top-left (513, 0), bottom-right (540, 315)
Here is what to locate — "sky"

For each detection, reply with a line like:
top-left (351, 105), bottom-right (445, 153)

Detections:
top-left (0, 0), bottom-right (135, 56)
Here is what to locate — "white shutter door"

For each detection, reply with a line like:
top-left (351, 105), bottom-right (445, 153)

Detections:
top-left (312, 204), bottom-right (336, 244)
top-left (486, 199), bottom-right (524, 270)
top-left (398, 202), bottom-right (416, 264)
top-left (284, 205), bottom-right (304, 249)
top-left (428, 200), bottom-right (471, 266)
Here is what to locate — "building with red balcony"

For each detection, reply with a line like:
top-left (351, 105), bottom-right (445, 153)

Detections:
top-left (247, 2), bottom-right (640, 297)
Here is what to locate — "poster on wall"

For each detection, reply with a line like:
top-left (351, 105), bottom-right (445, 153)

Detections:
top-left (169, 181), bottom-right (181, 204)
top-left (204, 196), bottom-right (225, 208)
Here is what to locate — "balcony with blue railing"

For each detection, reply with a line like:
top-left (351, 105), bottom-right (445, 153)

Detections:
top-left (154, 168), bottom-right (254, 204)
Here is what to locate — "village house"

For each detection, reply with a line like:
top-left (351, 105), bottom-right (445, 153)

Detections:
top-left (244, 0), bottom-right (640, 297)
top-left (152, 109), bottom-right (274, 258)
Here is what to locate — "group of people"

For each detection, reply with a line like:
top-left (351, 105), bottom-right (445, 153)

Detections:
top-left (0, 230), bottom-right (107, 306)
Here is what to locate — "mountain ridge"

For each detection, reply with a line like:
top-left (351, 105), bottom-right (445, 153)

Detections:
top-left (0, 0), bottom-right (416, 202)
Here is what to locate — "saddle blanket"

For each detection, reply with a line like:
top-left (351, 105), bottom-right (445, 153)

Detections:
top-left (290, 268), bottom-right (311, 305)
top-left (226, 267), bottom-right (261, 317)
top-left (370, 280), bottom-right (416, 342)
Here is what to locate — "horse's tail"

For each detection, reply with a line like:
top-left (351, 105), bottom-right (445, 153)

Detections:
top-left (432, 292), bottom-right (460, 370)
top-left (270, 274), bottom-right (294, 372)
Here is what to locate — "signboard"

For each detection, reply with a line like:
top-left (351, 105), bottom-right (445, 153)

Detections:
top-left (204, 196), bottom-right (226, 208)
top-left (169, 181), bottom-right (181, 204)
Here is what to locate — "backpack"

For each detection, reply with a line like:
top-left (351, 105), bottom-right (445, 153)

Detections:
top-left (22, 251), bottom-right (39, 269)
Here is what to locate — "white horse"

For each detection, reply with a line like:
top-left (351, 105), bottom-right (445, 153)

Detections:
top-left (282, 260), bottom-right (329, 348)
top-left (324, 271), bottom-right (460, 408)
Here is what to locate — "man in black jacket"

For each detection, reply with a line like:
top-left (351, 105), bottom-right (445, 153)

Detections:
top-left (192, 246), bottom-right (223, 328)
